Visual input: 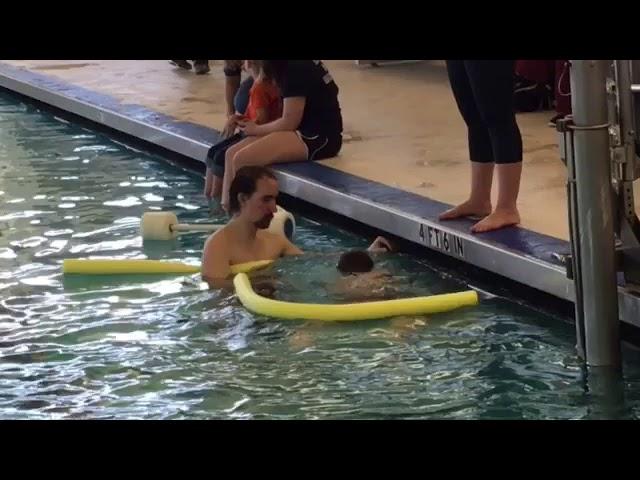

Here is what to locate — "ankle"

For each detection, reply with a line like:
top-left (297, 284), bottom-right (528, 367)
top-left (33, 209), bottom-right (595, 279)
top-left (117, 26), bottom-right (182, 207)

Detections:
top-left (468, 197), bottom-right (492, 207)
top-left (494, 204), bottom-right (519, 214)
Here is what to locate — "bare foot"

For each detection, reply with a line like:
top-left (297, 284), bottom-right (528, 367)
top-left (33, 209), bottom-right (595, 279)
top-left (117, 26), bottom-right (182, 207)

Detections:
top-left (439, 200), bottom-right (492, 221)
top-left (471, 208), bottom-right (520, 233)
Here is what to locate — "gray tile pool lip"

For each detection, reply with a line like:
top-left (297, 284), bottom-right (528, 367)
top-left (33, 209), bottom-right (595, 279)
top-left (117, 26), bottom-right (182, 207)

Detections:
top-left (1, 61), bottom-right (638, 327)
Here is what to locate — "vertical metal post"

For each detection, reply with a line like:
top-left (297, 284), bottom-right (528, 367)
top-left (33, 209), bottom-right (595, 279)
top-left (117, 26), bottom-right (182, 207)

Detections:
top-left (585, 366), bottom-right (627, 419)
top-left (570, 60), bottom-right (621, 368)
top-left (562, 124), bottom-right (586, 359)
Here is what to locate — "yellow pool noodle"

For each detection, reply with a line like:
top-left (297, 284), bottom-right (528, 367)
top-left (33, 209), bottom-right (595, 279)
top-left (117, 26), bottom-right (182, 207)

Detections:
top-left (62, 258), bottom-right (273, 275)
top-left (233, 272), bottom-right (479, 322)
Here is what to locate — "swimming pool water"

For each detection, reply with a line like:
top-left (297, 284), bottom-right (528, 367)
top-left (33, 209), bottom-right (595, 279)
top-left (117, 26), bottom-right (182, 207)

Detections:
top-left (1, 91), bottom-right (639, 419)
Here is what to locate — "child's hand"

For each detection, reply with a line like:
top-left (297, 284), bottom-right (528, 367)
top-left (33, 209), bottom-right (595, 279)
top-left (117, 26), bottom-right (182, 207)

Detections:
top-left (237, 120), bottom-right (259, 136)
top-left (221, 121), bottom-right (235, 139)
top-left (368, 236), bottom-right (394, 252)
top-left (222, 116), bottom-right (241, 139)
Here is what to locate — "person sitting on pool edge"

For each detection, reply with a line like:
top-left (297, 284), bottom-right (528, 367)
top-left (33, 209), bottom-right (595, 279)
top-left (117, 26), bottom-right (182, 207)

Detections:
top-left (201, 165), bottom-right (392, 291)
top-left (204, 60), bottom-right (282, 202)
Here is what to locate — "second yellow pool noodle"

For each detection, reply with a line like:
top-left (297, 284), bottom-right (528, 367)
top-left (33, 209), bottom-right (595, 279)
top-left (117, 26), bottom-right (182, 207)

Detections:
top-left (233, 272), bottom-right (479, 322)
top-left (62, 258), bottom-right (274, 275)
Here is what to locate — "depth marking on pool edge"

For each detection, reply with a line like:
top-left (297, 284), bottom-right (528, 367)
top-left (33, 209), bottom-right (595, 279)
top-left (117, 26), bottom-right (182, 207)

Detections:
top-left (418, 224), bottom-right (465, 259)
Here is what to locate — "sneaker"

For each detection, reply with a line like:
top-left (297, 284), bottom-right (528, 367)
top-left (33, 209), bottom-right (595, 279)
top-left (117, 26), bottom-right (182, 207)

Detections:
top-left (170, 60), bottom-right (192, 70)
top-left (194, 62), bottom-right (210, 75)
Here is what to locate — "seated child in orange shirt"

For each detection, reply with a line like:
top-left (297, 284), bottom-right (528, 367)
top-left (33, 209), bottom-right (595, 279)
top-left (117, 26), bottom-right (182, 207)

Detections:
top-left (204, 60), bottom-right (282, 201)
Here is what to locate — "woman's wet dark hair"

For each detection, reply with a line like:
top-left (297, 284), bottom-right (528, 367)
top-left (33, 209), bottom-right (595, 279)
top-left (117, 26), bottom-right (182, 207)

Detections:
top-left (337, 250), bottom-right (374, 274)
top-left (229, 166), bottom-right (277, 214)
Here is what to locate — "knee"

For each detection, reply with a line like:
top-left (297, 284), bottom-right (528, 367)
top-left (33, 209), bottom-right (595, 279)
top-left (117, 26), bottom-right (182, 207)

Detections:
top-left (225, 148), bottom-right (238, 167)
top-left (230, 149), bottom-right (253, 168)
top-left (478, 99), bottom-right (517, 128)
top-left (224, 150), bottom-right (247, 176)
top-left (484, 113), bottom-right (517, 131)
top-left (486, 117), bottom-right (520, 140)
top-left (467, 121), bottom-right (488, 134)
top-left (212, 150), bottom-right (225, 168)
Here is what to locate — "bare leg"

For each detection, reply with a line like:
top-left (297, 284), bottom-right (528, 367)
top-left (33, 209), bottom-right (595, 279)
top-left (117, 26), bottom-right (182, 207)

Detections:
top-left (206, 175), bottom-right (226, 216)
top-left (211, 175), bottom-right (223, 198)
top-left (205, 170), bottom-right (227, 200)
top-left (222, 132), bottom-right (307, 209)
top-left (464, 60), bottom-right (522, 232)
top-left (471, 162), bottom-right (521, 232)
top-left (439, 161), bottom-right (494, 220)
top-left (204, 168), bottom-right (214, 199)
top-left (220, 137), bottom-right (260, 211)
top-left (224, 136), bottom-right (259, 160)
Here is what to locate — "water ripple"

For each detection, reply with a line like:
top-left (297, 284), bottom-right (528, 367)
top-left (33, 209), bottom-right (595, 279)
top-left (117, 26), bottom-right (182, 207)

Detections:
top-left (1, 91), bottom-right (638, 420)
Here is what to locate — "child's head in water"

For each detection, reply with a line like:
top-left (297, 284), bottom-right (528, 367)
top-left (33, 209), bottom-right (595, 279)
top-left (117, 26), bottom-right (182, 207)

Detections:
top-left (337, 250), bottom-right (374, 275)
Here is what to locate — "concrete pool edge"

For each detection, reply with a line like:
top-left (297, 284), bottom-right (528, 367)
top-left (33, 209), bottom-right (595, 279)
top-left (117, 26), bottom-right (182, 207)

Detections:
top-left (1, 61), bottom-right (639, 328)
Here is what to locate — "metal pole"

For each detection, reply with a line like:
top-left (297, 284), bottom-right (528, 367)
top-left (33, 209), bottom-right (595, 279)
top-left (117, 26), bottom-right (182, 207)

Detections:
top-left (563, 126), bottom-right (586, 360)
top-left (585, 366), bottom-right (627, 419)
top-left (570, 60), bottom-right (621, 368)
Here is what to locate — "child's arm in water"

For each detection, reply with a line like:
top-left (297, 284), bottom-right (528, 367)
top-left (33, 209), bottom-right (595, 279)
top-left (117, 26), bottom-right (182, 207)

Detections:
top-left (367, 236), bottom-right (394, 253)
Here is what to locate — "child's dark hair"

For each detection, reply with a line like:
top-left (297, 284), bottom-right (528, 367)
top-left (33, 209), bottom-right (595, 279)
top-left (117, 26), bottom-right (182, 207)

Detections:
top-left (229, 166), bottom-right (277, 214)
top-left (337, 250), bottom-right (374, 274)
top-left (262, 61), bottom-right (288, 88)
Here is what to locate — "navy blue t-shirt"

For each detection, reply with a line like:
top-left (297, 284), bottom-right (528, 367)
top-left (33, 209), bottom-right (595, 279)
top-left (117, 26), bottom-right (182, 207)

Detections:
top-left (279, 60), bottom-right (343, 138)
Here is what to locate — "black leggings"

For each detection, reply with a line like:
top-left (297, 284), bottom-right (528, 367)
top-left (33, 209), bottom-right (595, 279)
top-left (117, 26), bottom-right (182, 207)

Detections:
top-left (446, 60), bottom-right (522, 164)
top-left (205, 132), bottom-right (245, 177)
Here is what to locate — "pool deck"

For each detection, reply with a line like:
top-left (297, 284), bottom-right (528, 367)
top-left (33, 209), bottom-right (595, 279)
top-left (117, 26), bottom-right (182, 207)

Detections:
top-left (1, 59), bottom-right (639, 327)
